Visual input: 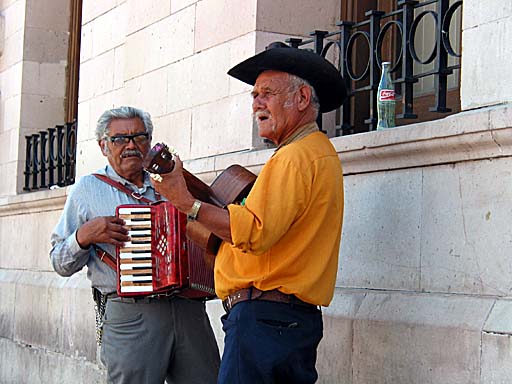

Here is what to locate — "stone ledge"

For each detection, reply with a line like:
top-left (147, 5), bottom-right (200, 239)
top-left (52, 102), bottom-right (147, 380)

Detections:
top-left (0, 187), bottom-right (67, 217)
top-left (333, 103), bottom-right (512, 174)
top-left (186, 103), bottom-right (512, 176)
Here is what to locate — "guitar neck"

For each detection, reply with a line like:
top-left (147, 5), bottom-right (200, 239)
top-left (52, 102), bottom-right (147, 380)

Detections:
top-left (144, 142), bottom-right (226, 207)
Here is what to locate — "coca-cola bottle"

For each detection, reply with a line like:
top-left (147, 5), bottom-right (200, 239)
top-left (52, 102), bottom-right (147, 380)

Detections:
top-left (377, 62), bottom-right (395, 130)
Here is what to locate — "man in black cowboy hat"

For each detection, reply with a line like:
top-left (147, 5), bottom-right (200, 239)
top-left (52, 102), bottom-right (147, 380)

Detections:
top-left (152, 42), bottom-right (346, 383)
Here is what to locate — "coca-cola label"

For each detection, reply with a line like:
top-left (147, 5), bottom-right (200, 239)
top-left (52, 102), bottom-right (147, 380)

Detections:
top-left (379, 89), bottom-right (395, 101)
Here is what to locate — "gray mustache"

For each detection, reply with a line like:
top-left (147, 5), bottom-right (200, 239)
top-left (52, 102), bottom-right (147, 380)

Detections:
top-left (121, 149), bottom-right (143, 158)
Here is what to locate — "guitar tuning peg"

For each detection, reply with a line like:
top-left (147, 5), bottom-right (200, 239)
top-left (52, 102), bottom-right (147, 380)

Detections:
top-left (150, 173), bottom-right (163, 183)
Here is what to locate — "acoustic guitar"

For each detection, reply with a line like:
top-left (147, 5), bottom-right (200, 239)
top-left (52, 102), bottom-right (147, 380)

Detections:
top-left (143, 142), bottom-right (257, 258)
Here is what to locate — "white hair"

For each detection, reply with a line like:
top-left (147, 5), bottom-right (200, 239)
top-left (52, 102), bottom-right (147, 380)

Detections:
top-left (287, 74), bottom-right (320, 116)
top-left (95, 106), bottom-right (153, 141)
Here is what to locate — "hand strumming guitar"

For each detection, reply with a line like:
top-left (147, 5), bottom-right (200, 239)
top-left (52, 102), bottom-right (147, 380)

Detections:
top-left (150, 154), bottom-right (196, 214)
top-left (150, 154), bottom-right (233, 243)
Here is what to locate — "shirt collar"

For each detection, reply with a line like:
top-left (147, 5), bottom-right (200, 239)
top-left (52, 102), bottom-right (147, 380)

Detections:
top-left (275, 121), bottom-right (319, 152)
top-left (103, 165), bottom-right (153, 191)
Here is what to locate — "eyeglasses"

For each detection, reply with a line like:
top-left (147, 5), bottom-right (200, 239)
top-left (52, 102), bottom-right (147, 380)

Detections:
top-left (106, 132), bottom-right (150, 146)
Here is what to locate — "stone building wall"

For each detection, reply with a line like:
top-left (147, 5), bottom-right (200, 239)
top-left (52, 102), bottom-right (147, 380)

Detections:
top-left (0, 1), bottom-right (511, 383)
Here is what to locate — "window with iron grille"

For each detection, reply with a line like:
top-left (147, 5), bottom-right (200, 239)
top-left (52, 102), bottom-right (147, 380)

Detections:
top-left (23, 0), bottom-right (81, 191)
top-left (288, 0), bottom-right (462, 137)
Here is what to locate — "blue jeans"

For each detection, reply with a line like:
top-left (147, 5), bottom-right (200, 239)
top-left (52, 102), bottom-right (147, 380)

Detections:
top-left (218, 300), bottom-right (323, 384)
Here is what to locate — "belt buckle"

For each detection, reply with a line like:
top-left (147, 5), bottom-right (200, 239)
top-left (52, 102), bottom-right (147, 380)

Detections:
top-left (222, 299), bottom-right (230, 313)
top-left (223, 290), bottom-right (243, 313)
top-left (222, 296), bottom-right (233, 313)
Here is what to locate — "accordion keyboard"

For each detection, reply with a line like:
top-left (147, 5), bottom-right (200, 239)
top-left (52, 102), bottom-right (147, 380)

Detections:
top-left (117, 206), bottom-right (153, 294)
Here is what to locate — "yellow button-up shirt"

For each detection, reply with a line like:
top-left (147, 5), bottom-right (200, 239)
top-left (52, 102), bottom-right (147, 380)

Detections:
top-left (214, 128), bottom-right (344, 306)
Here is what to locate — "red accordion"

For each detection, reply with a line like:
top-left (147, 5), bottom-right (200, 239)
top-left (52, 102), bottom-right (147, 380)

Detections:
top-left (115, 201), bottom-right (215, 299)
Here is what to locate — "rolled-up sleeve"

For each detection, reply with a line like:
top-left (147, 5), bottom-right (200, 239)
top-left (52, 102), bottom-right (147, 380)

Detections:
top-left (227, 204), bottom-right (258, 252)
top-left (50, 183), bottom-right (90, 276)
top-left (50, 230), bottom-right (90, 276)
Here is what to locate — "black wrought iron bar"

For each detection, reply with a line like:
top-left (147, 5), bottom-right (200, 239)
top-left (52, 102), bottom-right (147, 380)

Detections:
top-left (65, 121), bottom-right (77, 185)
top-left (364, 10), bottom-right (385, 131)
top-left (352, 19), bottom-right (372, 28)
top-left (289, 17), bottom-right (372, 50)
top-left (446, 64), bottom-right (459, 71)
top-left (31, 134), bottom-right (39, 190)
top-left (56, 125), bottom-right (64, 186)
top-left (398, 0), bottom-right (419, 119)
top-left (23, 122), bottom-right (77, 191)
top-left (48, 128), bottom-right (56, 187)
top-left (309, 30), bottom-right (329, 132)
top-left (414, 68), bottom-right (451, 78)
top-left (39, 131), bottom-right (48, 188)
top-left (430, 0), bottom-right (451, 112)
top-left (353, 85), bottom-right (378, 92)
top-left (337, 20), bottom-right (355, 135)
top-left (286, 37), bottom-right (303, 48)
top-left (386, 9), bottom-right (406, 17)
top-left (23, 136), bottom-right (33, 191)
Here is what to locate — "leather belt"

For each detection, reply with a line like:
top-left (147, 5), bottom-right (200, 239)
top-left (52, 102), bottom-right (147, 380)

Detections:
top-left (108, 292), bottom-right (204, 303)
top-left (222, 287), bottom-right (318, 313)
top-left (108, 293), bottom-right (170, 303)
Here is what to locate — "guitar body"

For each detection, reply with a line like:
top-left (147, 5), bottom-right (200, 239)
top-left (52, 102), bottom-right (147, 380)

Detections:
top-left (210, 164), bottom-right (257, 206)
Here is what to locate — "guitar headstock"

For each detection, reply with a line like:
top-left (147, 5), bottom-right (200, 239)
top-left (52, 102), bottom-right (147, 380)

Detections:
top-left (143, 142), bottom-right (175, 175)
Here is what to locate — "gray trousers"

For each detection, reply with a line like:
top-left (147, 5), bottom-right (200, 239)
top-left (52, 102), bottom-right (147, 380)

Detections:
top-left (101, 296), bottom-right (220, 384)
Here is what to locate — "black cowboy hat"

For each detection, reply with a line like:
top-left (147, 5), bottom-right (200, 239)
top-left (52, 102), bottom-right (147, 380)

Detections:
top-left (227, 42), bottom-right (347, 113)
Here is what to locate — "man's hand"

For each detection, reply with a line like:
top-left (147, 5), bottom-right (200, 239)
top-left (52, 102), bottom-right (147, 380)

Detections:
top-left (76, 216), bottom-right (129, 249)
top-left (151, 154), bottom-right (195, 213)
top-left (152, 155), bottom-right (233, 243)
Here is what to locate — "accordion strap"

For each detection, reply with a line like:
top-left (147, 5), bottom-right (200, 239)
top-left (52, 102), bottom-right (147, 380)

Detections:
top-left (92, 173), bottom-right (157, 270)
top-left (93, 245), bottom-right (117, 271)
top-left (93, 173), bottom-right (159, 204)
